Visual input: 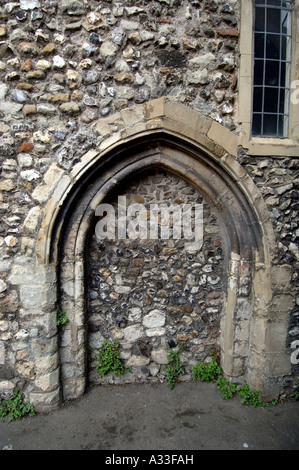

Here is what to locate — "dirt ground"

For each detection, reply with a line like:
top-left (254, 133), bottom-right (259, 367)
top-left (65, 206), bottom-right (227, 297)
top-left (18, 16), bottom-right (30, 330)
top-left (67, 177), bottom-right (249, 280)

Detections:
top-left (0, 381), bottom-right (298, 451)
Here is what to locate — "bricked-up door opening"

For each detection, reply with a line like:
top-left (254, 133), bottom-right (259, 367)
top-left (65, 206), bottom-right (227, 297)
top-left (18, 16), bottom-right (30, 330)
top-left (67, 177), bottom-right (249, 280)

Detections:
top-left (86, 169), bottom-right (225, 385)
top-left (16, 100), bottom-right (290, 413)
top-left (54, 135), bottom-right (268, 401)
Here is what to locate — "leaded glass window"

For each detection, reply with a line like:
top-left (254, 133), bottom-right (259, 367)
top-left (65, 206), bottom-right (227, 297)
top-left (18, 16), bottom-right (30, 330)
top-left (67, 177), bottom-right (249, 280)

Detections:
top-left (252, 0), bottom-right (292, 137)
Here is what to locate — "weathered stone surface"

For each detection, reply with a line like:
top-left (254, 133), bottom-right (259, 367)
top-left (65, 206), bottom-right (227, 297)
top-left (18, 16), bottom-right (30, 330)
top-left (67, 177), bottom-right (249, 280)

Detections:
top-left (18, 41), bottom-right (40, 56)
top-left (86, 170), bottom-right (224, 386)
top-left (48, 93), bottom-right (70, 103)
top-left (19, 142), bottom-right (34, 152)
top-left (127, 355), bottom-right (150, 367)
top-left (42, 43), bottom-right (56, 55)
top-left (151, 349), bottom-right (168, 365)
top-left (0, 83), bottom-right (8, 100)
top-left (11, 89), bottom-right (30, 103)
top-left (83, 70), bottom-right (100, 84)
top-left (123, 325), bottom-right (144, 343)
top-left (100, 41), bottom-right (119, 59)
top-left (23, 104), bottom-right (37, 115)
top-left (59, 102), bottom-right (80, 114)
top-left (20, 169), bottom-right (40, 181)
top-left (20, 0), bottom-right (41, 10)
top-left (0, 280), bottom-right (7, 293)
top-left (23, 206), bottom-right (41, 234)
top-left (0, 25), bottom-right (7, 38)
top-left (36, 103), bottom-right (56, 114)
top-left (53, 55), bottom-right (66, 69)
top-left (80, 109), bottom-right (99, 123)
top-left (143, 310), bottom-right (166, 329)
top-left (36, 59), bottom-right (51, 71)
top-left (26, 70), bottom-right (45, 79)
top-left (0, 180), bottom-right (15, 192)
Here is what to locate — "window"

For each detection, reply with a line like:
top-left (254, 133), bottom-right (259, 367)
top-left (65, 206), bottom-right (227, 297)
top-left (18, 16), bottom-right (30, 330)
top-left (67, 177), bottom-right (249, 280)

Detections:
top-left (252, 0), bottom-right (293, 137)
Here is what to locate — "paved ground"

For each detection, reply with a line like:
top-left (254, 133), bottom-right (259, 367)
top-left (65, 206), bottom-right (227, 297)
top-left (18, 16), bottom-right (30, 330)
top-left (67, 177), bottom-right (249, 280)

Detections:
top-left (0, 381), bottom-right (298, 451)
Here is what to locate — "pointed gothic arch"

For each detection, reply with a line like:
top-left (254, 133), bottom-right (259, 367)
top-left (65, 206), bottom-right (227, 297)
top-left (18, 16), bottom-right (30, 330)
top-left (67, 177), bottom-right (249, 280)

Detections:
top-left (24, 99), bottom-right (290, 409)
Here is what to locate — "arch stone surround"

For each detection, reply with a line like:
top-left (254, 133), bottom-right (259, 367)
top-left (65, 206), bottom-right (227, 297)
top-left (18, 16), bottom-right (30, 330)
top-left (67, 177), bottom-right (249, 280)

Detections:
top-left (10, 98), bottom-right (292, 411)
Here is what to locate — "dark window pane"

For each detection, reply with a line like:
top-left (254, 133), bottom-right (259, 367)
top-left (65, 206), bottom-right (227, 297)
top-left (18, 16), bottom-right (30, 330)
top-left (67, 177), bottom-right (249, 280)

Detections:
top-left (263, 114), bottom-right (278, 135)
top-left (264, 87), bottom-right (279, 112)
top-left (265, 60), bottom-right (279, 85)
top-left (279, 88), bottom-right (285, 113)
top-left (255, 7), bottom-right (265, 31)
top-left (255, 33), bottom-right (265, 58)
top-left (256, 0), bottom-right (265, 4)
top-left (266, 34), bottom-right (281, 59)
top-left (254, 60), bottom-right (264, 85)
top-left (253, 87), bottom-right (263, 112)
top-left (280, 61), bottom-right (286, 86)
top-left (267, 0), bottom-right (281, 6)
top-left (267, 8), bottom-right (281, 33)
top-left (252, 114), bottom-right (262, 135)
top-left (281, 36), bottom-right (286, 59)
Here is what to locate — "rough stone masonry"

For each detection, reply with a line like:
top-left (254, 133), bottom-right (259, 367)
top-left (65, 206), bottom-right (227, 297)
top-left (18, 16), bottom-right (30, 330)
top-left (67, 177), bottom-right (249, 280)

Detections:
top-left (0, 0), bottom-right (298, 411)
top-left (86, 170), bottom-right (225, 386)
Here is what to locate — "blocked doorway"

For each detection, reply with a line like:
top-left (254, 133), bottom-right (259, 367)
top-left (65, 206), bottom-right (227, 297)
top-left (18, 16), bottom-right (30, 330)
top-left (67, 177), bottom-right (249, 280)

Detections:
top-left (86, 169), bottom-right (226, 385)
top-left (15, 100), bottom-right (290, 412)
top-left (55, 135), bottom-right (265, 401)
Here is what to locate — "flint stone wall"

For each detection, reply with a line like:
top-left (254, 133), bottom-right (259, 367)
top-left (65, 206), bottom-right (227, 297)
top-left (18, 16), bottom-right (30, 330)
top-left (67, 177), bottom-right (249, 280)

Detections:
top-left (86, 170), bottom-right (225, 385)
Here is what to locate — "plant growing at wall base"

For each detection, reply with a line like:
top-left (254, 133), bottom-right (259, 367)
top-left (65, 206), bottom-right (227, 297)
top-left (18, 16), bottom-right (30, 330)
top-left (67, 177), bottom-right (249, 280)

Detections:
top-left (236, 383), bottom-right (278, 408)
top-left (193, 358), bottom-right (237, 400)
top-left (96, 340), bottom-right (129, 377)
top-left (216, 376), bottom-right (237, 400)
top-left (56, 310), bottom-right (69, 329)
top-left (193, 356), bottom-right (222, 383)
top-left (193, 355), bottom-right (279, 407)
top-left (162, 348), bottom-right (185, 389)
top-left (0, 391), bottom-right (36, 422)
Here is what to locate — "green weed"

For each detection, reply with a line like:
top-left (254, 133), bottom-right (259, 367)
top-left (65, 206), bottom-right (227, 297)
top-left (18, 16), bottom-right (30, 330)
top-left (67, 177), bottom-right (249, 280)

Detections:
top-left (0, 391), bottom-right (36, 422)
top-left (162, 348), bottom-right (185, 389)
top-left (193, 357), bottom-right (222, 383)
top-left (56, 310), bottom-right (69, 329)
top-left (216, 376), bottom-right (237, 400)
top-left (96, 339), bottom-right (130, 377)
top-left (193, 355), bottom-right (279, 408)
top-left (236, 383), bottom-right (278, 408)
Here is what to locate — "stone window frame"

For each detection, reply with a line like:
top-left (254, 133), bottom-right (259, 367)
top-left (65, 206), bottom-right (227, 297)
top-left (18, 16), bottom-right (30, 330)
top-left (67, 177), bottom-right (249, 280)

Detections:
top-left (239, 0), bottom-right (299, 156)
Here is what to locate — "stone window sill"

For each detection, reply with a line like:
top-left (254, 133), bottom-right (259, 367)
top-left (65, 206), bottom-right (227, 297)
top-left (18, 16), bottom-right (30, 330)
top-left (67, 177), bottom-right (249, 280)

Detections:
top-left (239, 135), bottom-right (299, 157)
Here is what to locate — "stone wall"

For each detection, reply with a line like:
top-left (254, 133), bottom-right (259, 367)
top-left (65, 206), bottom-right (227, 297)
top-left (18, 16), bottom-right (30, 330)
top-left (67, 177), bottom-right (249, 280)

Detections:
top-left (239, 152), bottom-right (299, 395)
top-left (0, 0), bottom-right (240, 172)
top-left (86, 169), bottom-right (225, 385)
top-left (0, 0), bottom-right (241, 404)
top-left (0, 0), bottom-right (298, 409)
